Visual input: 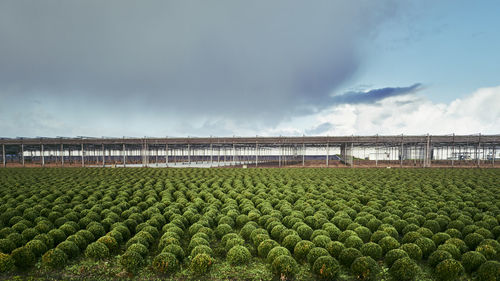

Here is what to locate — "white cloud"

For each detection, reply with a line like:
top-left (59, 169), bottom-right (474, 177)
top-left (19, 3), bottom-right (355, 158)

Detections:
top-left (277, 85), bottom-right (500, 136)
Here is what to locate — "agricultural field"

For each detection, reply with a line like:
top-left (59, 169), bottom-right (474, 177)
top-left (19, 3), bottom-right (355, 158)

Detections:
top-left (0, 168), bottom-right (499, 281)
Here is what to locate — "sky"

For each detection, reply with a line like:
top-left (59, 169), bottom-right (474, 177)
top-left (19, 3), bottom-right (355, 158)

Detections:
top-left (0, 0), bottom-right (499, 137)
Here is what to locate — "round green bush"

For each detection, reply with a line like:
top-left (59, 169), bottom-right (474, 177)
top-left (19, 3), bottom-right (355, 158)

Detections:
top-left (437, 243), bottom-right (461, 260)
top-left (384, 249), bottom-right (409, 267)
top-left (152, 252), bottom-right (179, 274)
top-left (135, 231), bottom-right (154, 246)
top-left (120, 250), bottom-right (144, 273)
top-left (57, 240), bottom-right (80, 259)
top-left (97, 236), bottom-right (119, 253)
top-left (400, 243), bottom-right (422, 261)
top-left (461, 251), bottom-right (486, 273)
top-left (464, 233), bottom-right (484, 250)
top-left (445, 238), bottom-right (468, 253)
top-left (415, 237), bottom-right (436, 258)
top-left (360, 242), bottom-right (383, 260)
top-left (389, 257), bottom-right (420, 281)
top-left (240, 223), bottom-right (257, 240)
top-left (227, 245), bottom-right (251, 265)
top-left (126, 236), bottom-right (150, 249)
top-left (344, 236), bottom-right (364, 249)
top-left (85, 241), bottom-right (109, 259)
top-left (7, 233), bottom-right (25, 248)
top-left (188, 237), bottom-right (210, 252)
top-left (282, 235), bottom-right (302, 253)
top-left (258, 239), bottom-right (279, 258)
top-left (338, 230), bottom-right (357, 243)
top-left (297, 224), bottom-right (313, 240)
top-left (433, 232), bottom-right (452, 246)
top-left (86, 223), bottom-right (106, 239)
top-left (48, 229), bottom-right (67, 245)
top-left (190, 253), bottom-right (213, 275)
top-left (339, 247), bottom-right (362, 267)
top-left (42, 248), bottom-right (68, 269)
top-left (0, 252), bottom-right (14, 272)
top-left (163, 244), bottom-right (185, 260)
top-left (107, 230), bottom-right (123, 244)
top-left (0, 238), bottom-right (15, 254)
top-left (11, 247), bottom-right (36, 269)
top-left (225, 237), bottom-right (245, 252)
top-left (66, 234), bottom-right (87, 251)
top-left (312, 255), bottom-right (339, 280)
top-left (21, 228), bottom-right (39, 241)
top-left (354, 226), bottom-right (372, 243)
top-left (191, 245), bottom-right (213, 257)
top-left (221, 233), bottom-right (239, 247)
top-left (215, 224), bottom-right (233, 239)
top-left (371, 230), bottom-right (389, 243)
top-left (351, 256), bottom-right (380, 281)
top-left (428, 250), bottom-right (454, 268)
top-left (294, 240), bottom-right (314, 261)
top-left (271, 255), bottom-right (297, 279)
top-left (379, 236), bottom-right (400, 254)
top-left (268, 246), bottom-right (291, 264)
top-left (435, 259), bottom-right (464, 281)
top-left (312, 235), bottom-right (331, 248)
top-left (402, 231), bottom-right (422, 244)
top-left (59, 224), bottom-right (76, 237)
top-left (477, 261), bottom-right (500, 281)
top-left (76, 230), bottom-right (95, 244)
top-left (326, 241), bottom-right (345, 259)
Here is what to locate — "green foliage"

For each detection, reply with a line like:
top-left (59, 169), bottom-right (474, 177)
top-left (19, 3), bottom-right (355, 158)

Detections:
top-left (312, 255), bottom-right (339, 280)
top-left (400, 243), bottom-right (423, 261)
top-left (97, 236), bottom-right (119, 253)
top-left (0, 252), bottom-right (14, 272)
top-left (312, 235), bottom-right (331, 248)
top-left (282, 234), bottom-right (301, 252)
top-left (0, 238), bottom-right (15, 254)
top-left (326, 241), bottom-right (345, 259)
top-left (344, 235), bottom-right (364, 249)
top-left (415, 237), bottom-right (436, 258)
top-left (267, 246), bottom-right (291, 264)
top-left (461, 251), bottom-right (486, 273)
top-left (215, 224), bottom-right (233, 239)
top-left (162, 244), bottom-right (185, 260)
top-left (258, 239), bottom-right (279, 258)
top-left (351, 256), bottom-right (380, 281)
top-left (360, 242), bottom-right (383, 260)
top-left (339, 247), bottom-right (362, 267)
top-left (378, 236), bottom-right (400, 254)
top-left (57, 240), bottom-right (80, 259)
top-left (152, 252), bottom-right (179, 274)
top-left (271, 255), bottom-right (297, 279)
top-left (294, 240), bottom-right (314, 261)
top-left (384, 249), bottom-right (409, 267)
top-left (227, 245), bottom-right (251, 265)
top-left (389, 257), bottom-right (420, 281)
top-left (85, 241), bottom-right (109, 260)
top-left (477, 261), bottom-right (500, 281)
top-left (11, 247), bottom-right (36, 269)
top-left (428, 250), bottom-right (454, 268)
top-left (191, 245), bottom-right (213, 257)
top-left (42, 248), bottom-right (68, 269)
top-left (190, 253), bottom-right (214, 275)
top-left (435, 259), bottom-right (464, 281)
top-left (119, 250), bottom-right (144, 273)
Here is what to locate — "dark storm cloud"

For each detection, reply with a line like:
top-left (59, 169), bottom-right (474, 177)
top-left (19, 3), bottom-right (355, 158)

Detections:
top-left (331, 83), bottom-right (422, 105)
top-left (0, 0), bottom-right (407, 136)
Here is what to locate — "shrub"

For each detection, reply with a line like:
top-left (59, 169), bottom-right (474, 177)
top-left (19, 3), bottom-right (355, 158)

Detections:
top-left (76, 230), bottom-right (95, 244)
top-left (215, 224), bottom-right (233, 239)
top-left (354, 226), bottom-right (372, 243)
top-left (126, 236), bottom-right (150, 249)
top-left (221, 233), bottom-right (239, 247)
top-left (371, 231), bottom-right (389, 243)
top-left (338, 230), bottom-right (357, 243)
top-left (360, 242), bottom-right (383, 260)
top-left (190, 253), bottom-right (213, 275)
top-left (428, 250), bottom-right (454, 268)
top-left (351, 256), bottom-right (380, 281)
top-left (378, 236), bottom-right (400, 254)
top-left (389, 257), bottom-right (420, 281)
top-left (188, 237), bottom-right (210, 252)
top-left (344, 236), bottom-right (363, 249)
top-left (120, 250), bottom-right (144, 273)
top-left (227, 245), bottom-right (251, 265)
top-left (86, 223), bottom-right (106, 238)
top-left (464, 233), bottom-right (484, 250)
top-left (432, 232), bottom-right (451, 246)
top-left (48, 229), bottom-right (67, 245)
top-left (59, 224), bottom-right (77, 237)
top-left (477, 261), bottom-right (500, 281)
top-left (21, 228), bottom-right (39, 241)
top-left (437, 243), bottom-right (461, 260)
top-left (7, 233), bottom-right (25, 248)
top-left (400, 243), bottom-right (422, 261)
top-left (312, 255), bottom-right (339, 280)
top-left (135, 231), bottom-right (154, 246)
top-left (435, 259), bottom-right (464, 281)
top-left (225, 238), bottom-right (245, 252)
top-left (162, 244), bottom-right (185, 260)
top-left (0, 253), bottom-right (14, 272)
top-left (282, 235), bottom-right (301, 252)
top-left (0, 239), bottom-right (15, 254)
top-left (97, 236), bottom-right (119, 253)
top-left (258, 239), bottom-right (279, 258)
top-left (240, 223), bottom-right (257, 240)
top-left (461, 251), bottom-right (486, 273)
top-left (297, 225), bottom-right (313, 240)
top-left (271, 255), bottom-right (297, 279)
top-left (294, 240), bottom-right (314, 261)
top-left (66, 234), bottom-right (87, 251)
top-left (34, 233), bottom-right (54, 249)
top-left (312, 235), bottom-right (331, 248)
top-left (384, 249), bottom-right (408, 267)
top-left (326, 241), bottom-right (345, 259)
top-left (339, 247), bottom-right (362, 267)
top-left (152, 252), bottom-right (179, 274)
top-left (268, 246), bottom-right (291, 264)
top-left (191, 245), bottom-right (213, 257)
top-left (445, 238), bottom-right (468, 253)
top-left (57, 241), bottom-right (80, 259)
top-left (11, 247), bottom-right (36, 269)
top-left (85, 241), bottom-right (109, 259)
top-left (42, 248), bottom-right (68, 269)
top-left (415, 237), bottom-right (436, 258)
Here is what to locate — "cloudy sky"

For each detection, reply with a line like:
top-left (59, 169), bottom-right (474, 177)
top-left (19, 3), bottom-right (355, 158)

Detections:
top-left (1, 0), bottom-right (499, 137)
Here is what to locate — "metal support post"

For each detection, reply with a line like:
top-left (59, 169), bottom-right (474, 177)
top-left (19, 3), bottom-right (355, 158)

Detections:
top-left (21, 144), bottom-right (25, 167)
top-left (302, 142), bottom-right (305, 167)
top-left (400, 134), bottom-right (404, 168)
top-left (41, 144), bottom-right (45, 167)
top-left (122, 143), bottom-right (126, 167)
top-left (81, 143), bottom-right (85, 167)
top-left (165, 144), bottom-right (168, 165)
top-left (477, 134), bottom-right (481, 167)
top-left (2, 144), bottom-right (5, 167)
top-left (255, 142), bottom-right (258, 167)
top-left (61, 143), bottom-right (64, 167)
top-left (326, 142), bottom-right (329, 167)
top-left (210, 143), bottom-right (213, 166)
top-left (102, 144), bottom-right (105, 167)
top-left (188, 144), bottom-right (191, 164)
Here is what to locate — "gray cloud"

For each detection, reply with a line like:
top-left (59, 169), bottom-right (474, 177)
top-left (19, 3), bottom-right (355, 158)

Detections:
top-left (306, 122), bottom-right (335, 135)
top-left (331, 83), bottom-right (422, 105)
top-left (0, 0), bottom-right (409, 136)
